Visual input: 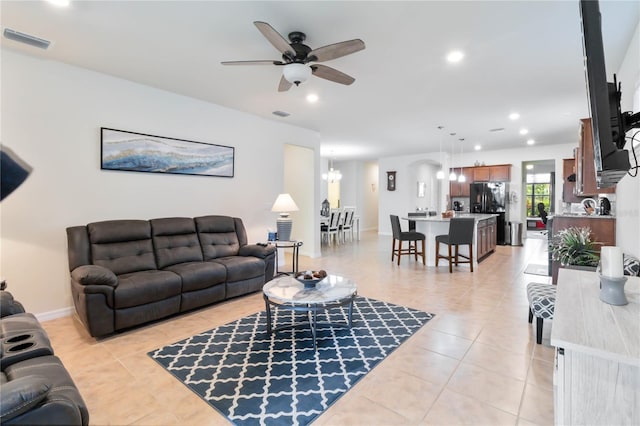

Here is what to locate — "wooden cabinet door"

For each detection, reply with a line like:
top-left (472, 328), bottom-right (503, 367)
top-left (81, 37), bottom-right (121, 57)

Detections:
top-left (576, 119), bottom-right (615, 195)
top-left (473, 167), bottom-right (491, 182)
top-left (490, 166), bottom-right (511, 182)
top-left (460, 168), bottom-right (473, 196)
top-left (563, 158), bottom-right (582, 203)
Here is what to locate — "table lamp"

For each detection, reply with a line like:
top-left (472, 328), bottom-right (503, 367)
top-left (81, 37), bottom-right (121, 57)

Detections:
top-left (271, 193), bottom-right (299, 241)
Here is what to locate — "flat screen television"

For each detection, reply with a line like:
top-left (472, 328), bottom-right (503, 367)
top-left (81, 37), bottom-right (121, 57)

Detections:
top-left (579, 0), bottom-right (639, 188)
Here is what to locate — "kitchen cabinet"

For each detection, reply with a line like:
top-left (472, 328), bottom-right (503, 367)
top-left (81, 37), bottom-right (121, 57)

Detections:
top-left (550, 215), bottom-right (615, 284)
top-left (551, 269), bottom-right (639, 425)
top-left (574, 118), bottom-right (615, 196)
top-left (472, 165), bottom-right (511, 182)
top-left (476, 216), bottom-right (497, 259)
top-left (562, 158), bottom-right (582, 203)
top-left (449, 167), bottom-right (473, 197)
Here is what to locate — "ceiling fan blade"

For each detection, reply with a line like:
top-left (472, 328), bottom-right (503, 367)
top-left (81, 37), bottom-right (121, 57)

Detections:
top-left (278, 75), bottom-right (293, 92)
top-left (311, 64), bottom-right (355, 85)
top-left (308, 39), bottom-right (365, 62)
top-left (254, 21), bottom-right (295, 59)
top-left (221, 60), bottom-right (284, 66)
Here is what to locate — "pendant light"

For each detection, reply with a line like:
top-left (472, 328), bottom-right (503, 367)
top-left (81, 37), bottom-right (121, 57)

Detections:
top-left (449, 133), bottom-right (457, 181)
top-left (457, 138), bottom-right (466, 182)
top-left (436, 126), bottom-right (445, 179)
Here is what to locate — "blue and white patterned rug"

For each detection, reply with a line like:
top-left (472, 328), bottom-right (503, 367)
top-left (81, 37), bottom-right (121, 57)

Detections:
top-left (148, 296), bottom-right (434, 425)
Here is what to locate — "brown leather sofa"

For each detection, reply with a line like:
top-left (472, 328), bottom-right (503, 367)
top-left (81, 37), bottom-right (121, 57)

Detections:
top-left (0, 291), bottom-right (89, 425)
top-left (66, 215), bottom-right (276, 337)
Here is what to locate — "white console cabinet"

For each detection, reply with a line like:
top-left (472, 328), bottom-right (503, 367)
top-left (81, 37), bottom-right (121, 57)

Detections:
top-left (551, 269), bottom-right (639, 425)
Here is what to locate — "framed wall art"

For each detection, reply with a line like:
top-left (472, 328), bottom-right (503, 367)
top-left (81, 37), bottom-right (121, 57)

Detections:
top-left (100, 128), bottom-right (234, 178)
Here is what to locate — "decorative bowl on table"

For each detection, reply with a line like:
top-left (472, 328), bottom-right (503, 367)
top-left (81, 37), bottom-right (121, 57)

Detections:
top-left (295, 270), bottom-right (328, 288)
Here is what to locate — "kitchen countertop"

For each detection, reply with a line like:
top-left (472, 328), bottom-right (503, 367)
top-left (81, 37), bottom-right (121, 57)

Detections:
top-left (403, 213), bottom-right (498, 223)
top-left (552, 214), bottom-right (615, 219)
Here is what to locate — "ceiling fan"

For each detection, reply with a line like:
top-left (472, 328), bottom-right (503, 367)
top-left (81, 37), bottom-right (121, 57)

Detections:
top-left (221, 21), bottom-right (365, 92)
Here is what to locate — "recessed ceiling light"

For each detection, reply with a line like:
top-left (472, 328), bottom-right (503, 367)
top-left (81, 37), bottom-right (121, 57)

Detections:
top-left (526, 164), bottom-right (534, 170)
top-left (47, 0), bottom-right (70, 6)
top-left (306, 93), bottom-right (319, 103)
top-left (446, 50), bottom-right (464, 63)
top-left (509, 113), bottom-right (520, 120)
top-left (527, 139), bottom-right (535, 145)
top-left (474, 145), bottom-right (482, 151)
top-left (519, 128), bottom-right (529, 135)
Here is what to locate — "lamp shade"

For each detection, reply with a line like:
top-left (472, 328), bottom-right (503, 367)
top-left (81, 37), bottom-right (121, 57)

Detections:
top-left (282, 63), bottom-right (312, 86)
top-left (271, 193), bottom-right (299, 213)
top-left (1, 146), bottom-right (32, 201)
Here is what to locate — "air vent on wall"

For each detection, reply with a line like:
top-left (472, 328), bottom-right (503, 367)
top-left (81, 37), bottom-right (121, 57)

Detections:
top-left (3, 28), bottom-right (51, 49)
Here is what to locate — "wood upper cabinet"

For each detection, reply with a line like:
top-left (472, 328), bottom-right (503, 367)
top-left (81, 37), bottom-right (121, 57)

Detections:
top-left (449, 167), bottom-right (473, 197)
top-left (562, 158), bottom-right (582, 203)
top-left (489, 165), bottom-right (511, 182)
top-left (472, 165), bottom-right (511, 182)
top-left (575, 118), bottom-right (615, 195)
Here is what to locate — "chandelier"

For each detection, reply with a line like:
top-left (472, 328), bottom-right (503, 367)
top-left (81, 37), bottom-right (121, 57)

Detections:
top-left (322, 157), bottom-right (342, 182)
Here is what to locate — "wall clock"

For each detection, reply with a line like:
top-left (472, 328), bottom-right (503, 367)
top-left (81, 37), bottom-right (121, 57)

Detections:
top-left (387, 171), bottom-right (396, 191)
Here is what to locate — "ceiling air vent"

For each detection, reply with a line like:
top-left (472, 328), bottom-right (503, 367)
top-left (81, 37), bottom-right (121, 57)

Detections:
top-left (3, 28), bottom-right (51, 49)
top-left (489, 127), bottom-right (505, 132)
top-left (272, 111), bottom-right (290, 118)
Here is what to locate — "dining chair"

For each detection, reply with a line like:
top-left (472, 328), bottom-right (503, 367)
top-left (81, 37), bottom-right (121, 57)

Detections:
top-left (340, 207), bottom-right (356, 242)
top-left (435, 217), bottom-right (475, 273)
top-left (390, 215), bottom-right (426, 265)
top-left (322, 209), bottom-right (342, 245)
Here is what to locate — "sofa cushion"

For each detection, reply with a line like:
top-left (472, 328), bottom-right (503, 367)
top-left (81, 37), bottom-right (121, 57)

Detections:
top-left (151, 218), bottom-right (203, 269)
top-left (164, 261), bottom-right (226, 292)
top-left (88, 220), bottom-right (157, 275)
top-left (211, 256), bottom-right (265, 282)
top-left (114, 270), bottom-right (181, 309)
top-left (195, 216), bottom-right (241, 260)
top-left (0, 375), bottom-right (50, 423)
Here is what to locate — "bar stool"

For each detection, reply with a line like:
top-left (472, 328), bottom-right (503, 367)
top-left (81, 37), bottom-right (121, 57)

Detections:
top-left (390, 215), bottom-right (426, 265)
top-left (435, 217), bottom-right (475, 273)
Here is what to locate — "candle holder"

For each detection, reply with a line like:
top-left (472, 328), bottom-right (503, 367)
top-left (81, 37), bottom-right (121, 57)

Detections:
top-left (599, 274), bottom-right (628, 306)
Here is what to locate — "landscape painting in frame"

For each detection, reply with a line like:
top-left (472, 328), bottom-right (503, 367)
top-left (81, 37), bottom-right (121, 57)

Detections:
top-left (101, 128), bottom-right (234, 178)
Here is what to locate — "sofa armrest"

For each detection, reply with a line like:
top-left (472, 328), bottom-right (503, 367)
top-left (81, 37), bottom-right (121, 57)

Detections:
top-left (0, 375), bottom-right (50, 423)
top-left (0, 291), bottom-right (26, 318)
top-left (70, 265), bottom-right (118, 287)
top-left (238, 244), bottom-right (276, 259)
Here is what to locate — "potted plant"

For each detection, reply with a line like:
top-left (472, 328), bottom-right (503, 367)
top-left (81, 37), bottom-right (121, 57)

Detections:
top-left (549, 226), bottom-right (600, 268)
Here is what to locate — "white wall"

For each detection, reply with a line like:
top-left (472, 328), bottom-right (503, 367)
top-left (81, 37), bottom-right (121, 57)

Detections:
top-left (614, 19), bottom-right (640, 258)
top-left (377, 145), bottom-right (576, 235)
top-left (0, 49), bottom-right (320, 315)
top-left (284, 144), bottom-right (320, 258)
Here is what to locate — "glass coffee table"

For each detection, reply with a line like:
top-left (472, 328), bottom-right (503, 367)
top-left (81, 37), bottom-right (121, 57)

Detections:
top-left (262, 274), bottom-right (357, 350)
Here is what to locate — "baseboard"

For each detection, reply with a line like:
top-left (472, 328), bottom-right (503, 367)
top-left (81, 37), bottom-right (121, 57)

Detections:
top-left (35, 306), bottom-right (74, 322)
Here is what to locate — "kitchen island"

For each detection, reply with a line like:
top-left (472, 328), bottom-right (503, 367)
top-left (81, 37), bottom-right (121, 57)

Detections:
top-left (402, 213), bottom-right (498, 267)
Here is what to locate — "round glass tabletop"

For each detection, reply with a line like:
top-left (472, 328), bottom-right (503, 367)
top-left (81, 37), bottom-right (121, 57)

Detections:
top-left (263, 274), bottom-right (357, 305)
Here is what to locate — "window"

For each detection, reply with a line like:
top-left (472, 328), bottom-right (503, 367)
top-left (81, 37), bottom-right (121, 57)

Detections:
top-left (526, 173), bottom-right (554, 216)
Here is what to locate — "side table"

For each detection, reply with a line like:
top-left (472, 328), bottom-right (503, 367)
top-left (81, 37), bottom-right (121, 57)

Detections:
top-left (270, 240), bottom-right (303, 275)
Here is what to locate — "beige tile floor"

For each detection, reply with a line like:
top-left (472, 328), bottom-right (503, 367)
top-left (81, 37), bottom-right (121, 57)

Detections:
top-left (41, 231), bottom-right (556, 425)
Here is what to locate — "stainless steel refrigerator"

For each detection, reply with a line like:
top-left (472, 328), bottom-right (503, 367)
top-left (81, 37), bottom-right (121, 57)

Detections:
top-left (470, 182), bottom-right (508, 244)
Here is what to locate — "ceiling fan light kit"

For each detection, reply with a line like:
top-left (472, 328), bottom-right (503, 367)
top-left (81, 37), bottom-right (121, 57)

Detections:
top-left (222, 21), bottom-right (365, 92)
top-left (283, 63), bottom-right (312, 86)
